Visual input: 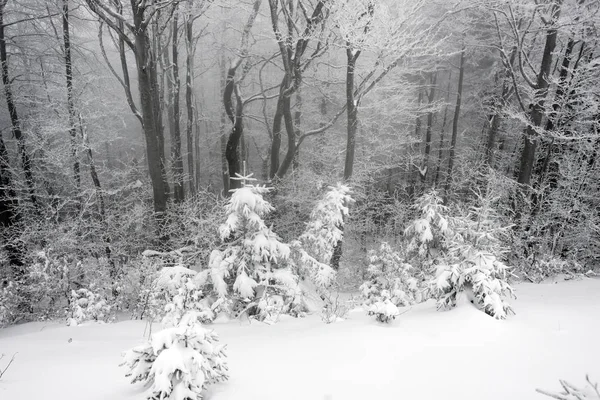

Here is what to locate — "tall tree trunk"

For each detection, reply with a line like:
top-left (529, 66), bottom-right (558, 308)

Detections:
top-left (434, 71), bottom-right (452, 187)
top-left (343, 47), bottom-right (359, 181)
top-left (62, 0), bottom-right (80, 192)
top-left (185, 1), bottom-right (196, 196)
top-left (292, 90), bottom-right (302, 171)
top-left (0, 132), bottom-right (23, 269)
top-left (445, 45), bottom-right (466, 198)
top-left (218, 54), bottom-right (230, 195)
top-left (485, 48), bottom-right (517, 167)
top-left (132, 12), bottom-right (168, 215)
top-left (170, 9), bottom-right (184, 203)
top-left (0, 1), bottom-right (38, 209)
top-left (422, 72), bottom-right (437, 183)
top-left (517, 0), bottom-right (562, 186)
top-left (223, 66), bottom-right (244, 193)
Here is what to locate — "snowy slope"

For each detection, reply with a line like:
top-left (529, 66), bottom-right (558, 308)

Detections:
top-left (1, 278), bottom-right (599, 400)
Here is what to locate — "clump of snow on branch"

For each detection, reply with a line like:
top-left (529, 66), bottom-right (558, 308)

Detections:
top-left (68, 288), bottom-right (112, 326)
top-left (197, 176), bottom-right (300, 322)
top-left (121, 311), bottom-right (228, 400)
top-left (360, 242), bottom-right (419, 322)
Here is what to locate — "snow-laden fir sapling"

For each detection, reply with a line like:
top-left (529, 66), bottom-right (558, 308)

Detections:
top-left (431, 192), bottom-right (515, 319)
top-left (360, 242), bottom-right (419, 322)
top-left (121, 311), bottom-right (228, 400)
top-left (291, 183), bottom-right (353, 322)
top-left (196, 175), bottom-right (300, 322)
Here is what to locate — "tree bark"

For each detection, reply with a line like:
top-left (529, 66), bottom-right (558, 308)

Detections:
top-left (343, 47), bottom-right (360, 181)
top-left (133, 14), bottom-right (168, 215)
top-left (0, 132), bottom-right (23, 269)
top-left (422, 72), bottom-right (437, 182)
top-left (62, 0), bottom-right (80, 192)
top-left (170, 9), bottom-right (184, 203)
top-left (517, 0), bottom-right (562, 186)
top-left (445, 45), bottom-right (465, 197)
top-left (434, 71), bottom-right (452, 187)
top-left (184, 1), bottom-right (196, 196)
top-left (0, 0), bottom-right (38, 209)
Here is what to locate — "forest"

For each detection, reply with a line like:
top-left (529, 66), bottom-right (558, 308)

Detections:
top-left (0, 0), bottom-right (599, 399)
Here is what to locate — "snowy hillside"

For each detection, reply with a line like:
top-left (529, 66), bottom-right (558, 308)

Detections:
top-left (1, 278), bottom-right (598, 400)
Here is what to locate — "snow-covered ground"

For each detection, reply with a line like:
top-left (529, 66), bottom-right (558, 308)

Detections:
top-left (1, 278), bottom-right (599, 400)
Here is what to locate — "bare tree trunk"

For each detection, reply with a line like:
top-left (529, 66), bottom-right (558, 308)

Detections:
top-left (343, 47), bottom-right (359, 181)
top-left (422, 71), bottom-right (437, 183)
top-left (223, 0), bottom-right (261, 193)
top-left (0, 132), bottom-right (23, 269)
top-left (517, 0), bottom-right (562, 186)
top-left (184, 1), bottom-right (196, 196)
top-left (223, 65), bottom-right (244, 192)
top-left (434, 71), bottom-right (451, 187)
top-left (0, 1), bottom-right (38, 210)
top-left (132, 15), bottom-right (168, 215)
top-left (445, 45), bottom-right (466, 198)
top-left (62, 0), bottom-right (80, 192)
top-left (170, 9), bottom-right (184, 202)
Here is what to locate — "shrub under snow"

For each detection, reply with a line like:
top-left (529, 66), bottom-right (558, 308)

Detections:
top-left (360, 242), bottom-right (418, 322)
top-left (122, 311), bottom-right (228, 400)
top-left (68, 288), bottom-right (112, 326)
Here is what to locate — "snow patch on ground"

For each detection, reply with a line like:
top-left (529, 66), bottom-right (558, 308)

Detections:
top-left (1, 278), bottom-right (599, 400)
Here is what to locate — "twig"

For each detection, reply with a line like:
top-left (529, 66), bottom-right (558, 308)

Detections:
top-left (0, 353), bottom-right (17, 380)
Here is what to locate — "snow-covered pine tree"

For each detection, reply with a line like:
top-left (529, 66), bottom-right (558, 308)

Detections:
top-left (197, 176), bottom-right (299, 321)
top-left (157, 265), bottom-right (215, 326)
top-left (404, 190), bottom-right (455, 263)
top-left (360, 242), bottom-right (419, 322)
top-left (121, 311), bottom-right (228, 400)
top-left (292, 183), bottom-right (353, 287)
top-left (432, 193), bottom-right (515, 319)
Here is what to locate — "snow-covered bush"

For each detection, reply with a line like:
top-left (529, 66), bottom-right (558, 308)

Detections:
top-left (431, 195), bottom-right (515, 319)
top-left (197, 179), bottom-right (300, 321)
top-left (360, 242), bottom-right (419, 317)
top-left (537, 375), bottom-right (600, 400)
top-left (366, 290), bottom-right (400, 323)
top-left (122, 311), bottom-right (228, 400)
top-left (68, 288), bottom-right (113, 325)
top-left (0, 281), bottom-right (21, 327)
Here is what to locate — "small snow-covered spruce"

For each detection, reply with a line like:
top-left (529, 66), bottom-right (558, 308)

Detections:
top-left (536, 375), bottom-right (600, 400)
top-left (296, 183), bottom-right (353, 270)
top-left (404, 190), bottom-right (455, 263)
top-left (68, 288), bottom-right (112, 326)
top-left (291, 184), bottom-right (353, 322)
top-left (360, 242), bottom-right (419, 319)
top-left (197, 176), bottom-right (299, 321)
top-left (157, 265), bottom-right (215, 327)
top-left (432, 197), bottom-right (515, 319)
top-left (121, 311), bottom-right (228, 400)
